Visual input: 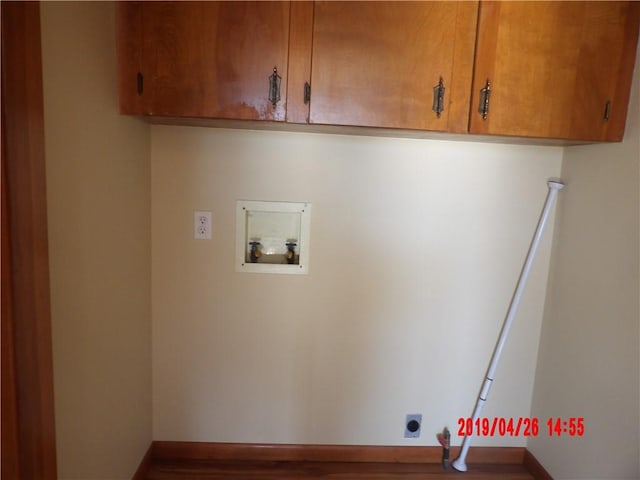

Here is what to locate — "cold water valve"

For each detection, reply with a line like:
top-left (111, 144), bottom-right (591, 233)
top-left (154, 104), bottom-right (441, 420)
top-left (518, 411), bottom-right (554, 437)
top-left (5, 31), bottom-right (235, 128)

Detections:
top-left (285, 241), bottom-right (297, 264)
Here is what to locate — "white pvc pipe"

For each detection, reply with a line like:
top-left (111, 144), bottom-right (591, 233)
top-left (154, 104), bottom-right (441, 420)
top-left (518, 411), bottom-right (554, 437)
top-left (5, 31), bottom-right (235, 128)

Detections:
top-left (452, 179), bottom-right (564, 472)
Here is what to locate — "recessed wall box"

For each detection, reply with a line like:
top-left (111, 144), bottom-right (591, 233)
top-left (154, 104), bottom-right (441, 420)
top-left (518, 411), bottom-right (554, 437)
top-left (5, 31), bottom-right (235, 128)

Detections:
top-left (235, 200), bottom-right (311, 275)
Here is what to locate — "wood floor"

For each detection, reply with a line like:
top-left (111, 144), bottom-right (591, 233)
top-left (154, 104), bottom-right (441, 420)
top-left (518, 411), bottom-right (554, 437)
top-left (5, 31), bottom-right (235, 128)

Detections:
top-left (143, 459), bottom-right (534, 479)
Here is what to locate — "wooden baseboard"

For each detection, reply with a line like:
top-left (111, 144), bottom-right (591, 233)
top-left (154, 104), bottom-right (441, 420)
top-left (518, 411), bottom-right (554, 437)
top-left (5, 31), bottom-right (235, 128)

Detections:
top-left (131, 443), bottom-right (154, 480)
top-left (132, 441), bottom-right (552, 480)
top-left (151, 441), bottom-right (524, 464)
top-left (523, 448), bottom-right (554, 480)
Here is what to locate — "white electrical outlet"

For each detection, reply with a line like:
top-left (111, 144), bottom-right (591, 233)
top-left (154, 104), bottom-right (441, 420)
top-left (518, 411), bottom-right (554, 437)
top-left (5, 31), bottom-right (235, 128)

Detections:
top-left (194, 211), bottom-right (212, 239)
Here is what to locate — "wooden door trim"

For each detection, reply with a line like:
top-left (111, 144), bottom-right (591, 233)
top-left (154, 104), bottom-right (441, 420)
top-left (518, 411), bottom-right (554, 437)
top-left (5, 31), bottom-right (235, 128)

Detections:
top-left (1, 2), bottom-right (57, 478)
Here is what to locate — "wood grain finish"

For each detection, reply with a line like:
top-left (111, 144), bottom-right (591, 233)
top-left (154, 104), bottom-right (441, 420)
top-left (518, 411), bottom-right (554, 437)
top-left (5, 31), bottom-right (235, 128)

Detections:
top-left (133, 442), bottom-right (553, 479)
top-left (470, 1), bottom-right (640, 141)
top-left (285, 1), bottom-right (314, 124)
top-left (1, 2), bottom-right (57, 479)
top-left (117, 1), bottom-right (639, 142)
top-left (447, 2), bottom-right (480, 133)
top-left (117, 1), bottom-right (144, 114)
top-left (139, 1), bottom-right (290, 121)
top-left (151, 442), bottom-right (525, 465)
top-left (145, 460), bottom-right (534, 479)
top-left (1, 105), bottom-right (21, 480)
top-left (309, 2), bottom-right (478, 132)
top-left (133, 443), bottom-right (155, 480)
top-left (605, 1), bottom-right (640, 140)
top-left (522, 450), bottom-right (554, 480)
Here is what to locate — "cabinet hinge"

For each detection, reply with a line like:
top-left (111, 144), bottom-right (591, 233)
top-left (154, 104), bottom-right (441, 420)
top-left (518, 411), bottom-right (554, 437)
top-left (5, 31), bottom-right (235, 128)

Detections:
top-left (478, 79), bottom-right (491, 120)
top-left (432, 77), bottom-right (445, 118)
top-left (268, 67), bottom-right (281, 107)
top-left (304, 82), bottom-right (311, 104)
top-left (604, 100), bottom-right (611, 122)
top-left (137, 72), bottom-right (143, 95)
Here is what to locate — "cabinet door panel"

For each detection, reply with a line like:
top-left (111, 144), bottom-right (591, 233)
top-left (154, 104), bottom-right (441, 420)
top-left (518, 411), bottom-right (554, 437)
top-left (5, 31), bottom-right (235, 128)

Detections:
top-left (117, 2), bottom-right (144, 115)
top-left (286, 2), bottom-right (314, 124)
top-left (309, 2), bottom-right (477, 132)
top-left (141, 1), bottom-right (290, 121)
top-left (470, 1), bottom-right (639, 141)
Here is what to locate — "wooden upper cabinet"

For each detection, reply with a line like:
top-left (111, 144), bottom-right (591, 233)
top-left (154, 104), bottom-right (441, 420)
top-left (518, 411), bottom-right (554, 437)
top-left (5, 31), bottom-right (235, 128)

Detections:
top-left (117, 1), bottom-right (640, 142)
top-left (308, 2), bottom-right (478, 132)
top-left (118, 1), bottom-right (291, 121)
top-left (470, 1), bottom-right (640, 141)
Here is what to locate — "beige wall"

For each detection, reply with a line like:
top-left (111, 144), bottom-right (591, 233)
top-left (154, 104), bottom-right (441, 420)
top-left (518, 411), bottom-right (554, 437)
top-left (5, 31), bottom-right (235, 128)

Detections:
top-left (151, 127), bottom-right (562, 445)
top-left (41, 3), bottom-right (151, 480)
top-left (528, 49), bottom-right (640, 479)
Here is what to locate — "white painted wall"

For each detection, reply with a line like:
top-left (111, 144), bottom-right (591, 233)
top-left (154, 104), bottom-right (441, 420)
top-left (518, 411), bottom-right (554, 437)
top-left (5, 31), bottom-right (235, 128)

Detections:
top-left (41, 3), bottom-right (151, 479)
top-left (151, 127), bottom-right (562, 446)
top-left (528, 48), bottom-right (640, 479)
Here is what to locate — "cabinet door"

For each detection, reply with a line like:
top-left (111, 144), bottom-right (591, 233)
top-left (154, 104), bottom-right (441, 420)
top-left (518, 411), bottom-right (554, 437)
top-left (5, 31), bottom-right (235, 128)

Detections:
top-left (117, 2), bottom-right (145, 115)
top-left (471, 1), bottom-right (640, 141)
top-left (309, 2), bottom-right (478, 132)
top-left (134, 1), bottom-right (290, 121)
